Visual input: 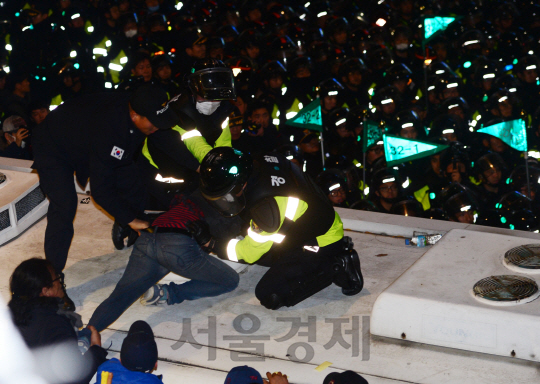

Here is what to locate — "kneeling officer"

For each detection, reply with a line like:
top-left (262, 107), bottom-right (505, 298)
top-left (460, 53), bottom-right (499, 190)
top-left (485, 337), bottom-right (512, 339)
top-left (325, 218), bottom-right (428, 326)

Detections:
top-left (199, 147), bottom-right (364, 310)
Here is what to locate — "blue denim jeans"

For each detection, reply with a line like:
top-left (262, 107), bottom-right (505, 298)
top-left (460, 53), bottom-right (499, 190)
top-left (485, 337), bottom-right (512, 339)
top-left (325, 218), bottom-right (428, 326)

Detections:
top-left (88, 231), bottom-right (239, 332)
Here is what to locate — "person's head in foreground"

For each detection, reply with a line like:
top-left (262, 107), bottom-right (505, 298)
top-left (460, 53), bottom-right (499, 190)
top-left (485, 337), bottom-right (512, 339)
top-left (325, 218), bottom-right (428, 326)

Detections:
top-left (129, 85), bottom-right (178, 135)
top-left (9, 258), bottom-right (64, 326)
top-left (121, 320), bottom-right (158, 373)
top-left (323, 370), bottom-right (369, 384)
top-left (225, 366), bottom-right (263, 384)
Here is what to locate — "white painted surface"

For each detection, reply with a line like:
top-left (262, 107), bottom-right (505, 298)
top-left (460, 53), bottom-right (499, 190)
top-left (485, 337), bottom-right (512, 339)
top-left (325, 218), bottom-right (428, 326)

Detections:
top-left (0, 169), bottom-right (48, 245)
top-left (2, 201), bottom-right (540, 383)
top-left (371, 229), bottom-right (540, 362)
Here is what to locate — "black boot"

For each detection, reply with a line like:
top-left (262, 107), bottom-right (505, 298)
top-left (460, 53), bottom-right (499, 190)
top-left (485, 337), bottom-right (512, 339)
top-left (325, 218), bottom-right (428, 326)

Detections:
top-left (59, 272), bottom-right (76, 311)
top-left (112, 221), bottom-right (138, 250)
top-left (333, 248), bottom-right (364, 296)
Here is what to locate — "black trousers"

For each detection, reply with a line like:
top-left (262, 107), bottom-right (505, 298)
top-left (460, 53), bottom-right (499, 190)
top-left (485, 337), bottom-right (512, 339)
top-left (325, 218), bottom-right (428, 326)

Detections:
top-left (254, 240), bottom-right (344, 308)
top-left (37, 163), bottom-right (79, 274)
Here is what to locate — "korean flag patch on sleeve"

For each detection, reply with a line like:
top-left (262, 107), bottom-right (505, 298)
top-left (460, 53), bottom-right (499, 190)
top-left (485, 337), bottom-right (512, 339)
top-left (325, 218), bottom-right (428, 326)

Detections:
top-left (111, 146), bottom-right (124, 160)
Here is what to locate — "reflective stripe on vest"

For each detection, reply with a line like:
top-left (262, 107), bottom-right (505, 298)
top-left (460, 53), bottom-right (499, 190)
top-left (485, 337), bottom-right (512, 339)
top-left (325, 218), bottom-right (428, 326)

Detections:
top-left (246, 196), bottom-right (300, 244)
top-left (85, 20), bottom-right (94, 34)
top-left (227, 239), bottom-right (240, 262)
top-left (272, 103), bottom-right (280, 127)
top-left (108, 50), bottom-right (127, 84)
top-left (93, 37), bottom-right (109, 57)
top-left (182, 130), bottom-right (202, 140)
top-left (50, 94), bottom-right (63, 111)
top-left (284, 98), bottom-right (302, 120)
top-left (247, 228), bottom-right (285, 243)
top-left (284, 197), bottom-right (299, 220)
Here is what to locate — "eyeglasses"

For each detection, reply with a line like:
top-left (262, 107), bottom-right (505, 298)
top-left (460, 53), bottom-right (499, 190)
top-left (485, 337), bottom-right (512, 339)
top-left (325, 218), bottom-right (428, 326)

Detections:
top-left (330, 187), bottom-right (346, 197)
top-left (52, 276), bottom-right (62, 283)
top-left (379, 184), bottom-right (398, 192)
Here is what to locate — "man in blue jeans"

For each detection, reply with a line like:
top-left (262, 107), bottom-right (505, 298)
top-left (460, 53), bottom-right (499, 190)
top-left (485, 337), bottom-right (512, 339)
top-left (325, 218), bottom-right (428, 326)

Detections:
top-left (87, 195), bottom-right (239, 332)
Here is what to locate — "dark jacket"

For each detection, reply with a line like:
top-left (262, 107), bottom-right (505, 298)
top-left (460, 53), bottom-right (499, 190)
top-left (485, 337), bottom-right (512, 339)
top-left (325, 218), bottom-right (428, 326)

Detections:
top-left (32, 92), bottom-right (146, 225)
top-left (16, 303), bottom-right (107, 384)
top-left (0, 141), bottom-right (32, 160)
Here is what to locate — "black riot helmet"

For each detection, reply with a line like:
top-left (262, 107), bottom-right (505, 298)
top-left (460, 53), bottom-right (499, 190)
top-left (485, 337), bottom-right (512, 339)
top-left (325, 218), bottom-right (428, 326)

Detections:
top-left (436, 182), bottom-right (476, 207)
top-left (317, 78), bottom-right (345, 99)
top-left (493, 74), bottom-right (520, 94)
top-left (430, 114), bottom-right (465, 142)
top-left (427, 61), bottom-right (456, 77)
top-left (327, 107), bottom-right (349, 133)
top-left (496, 191), bottom-right (532, 213)
top-left (434, 72), bottom-right (462, 100)
top-left (288, 56), bottom-right (313, 78)
top-left (393, 109), bottom-right (421, 136)
top-left (270, 35), bottom-right (298, 66)
top-left (514, 55), bottom-right (540, 76)
top-left (384, 63), bottom-right (412, 86)
top-left (367, 48), bottom-right (393, 71)
top-left (199, 147), bottom-right (253, 217)
top-left (473, 61), bottom-right (498, 87)
top-left (509, 165), bottom-right (540, 196)
top-left (338, 58), bottom-right (368, 80)
top-left (371, 167), bottom-right (401, 191)
top-left (444, 191), bottom-right (478, 222)
top-left (372, 86), bottom-right (401, 107)
top-left (474, 152), bottom-right (508, 181)
top-left (259, 60), bottom-right (287, 81)
top-left (440, 97), bottom-right (469, 118)
top-left (225, 57), bottom-right (255, 90)
top-left (325, 17), bottom-right (350, 39)
top-left (275, 144), bottom-right (304, 168)
top-left (316, 168), bottom-right (348, 195)
top-left (187, 58), bottom-right (236, 100)
top-left (346, 105), bottom-right (369, 134)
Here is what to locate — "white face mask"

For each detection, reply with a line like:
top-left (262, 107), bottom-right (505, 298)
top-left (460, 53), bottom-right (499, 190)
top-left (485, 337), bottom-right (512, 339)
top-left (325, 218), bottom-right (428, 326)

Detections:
top-left (396, 43), bottom-right (408, 51)
top-left (196, 100), bottom-right (221, 115)
top-left (125, 29), bottom-right (137, 38)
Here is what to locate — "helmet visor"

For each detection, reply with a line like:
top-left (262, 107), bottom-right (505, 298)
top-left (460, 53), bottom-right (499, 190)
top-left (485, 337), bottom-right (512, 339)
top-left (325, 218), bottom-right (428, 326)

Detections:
top-left (201, 183), bottom-right (246, 217)
top-left (190, 68), bottom-right (236, 100)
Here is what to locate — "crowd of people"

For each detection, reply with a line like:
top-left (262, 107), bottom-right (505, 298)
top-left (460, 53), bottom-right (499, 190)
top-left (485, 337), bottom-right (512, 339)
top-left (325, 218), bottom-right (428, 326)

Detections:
top-left (3, 0), bottom-right (540, 382)
top-left (1, 0), bottom-right (540, 229)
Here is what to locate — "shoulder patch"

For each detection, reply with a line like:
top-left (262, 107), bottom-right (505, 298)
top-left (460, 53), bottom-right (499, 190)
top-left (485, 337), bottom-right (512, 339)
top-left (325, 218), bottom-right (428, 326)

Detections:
top-left (111, 146), bottom-right (124, 160)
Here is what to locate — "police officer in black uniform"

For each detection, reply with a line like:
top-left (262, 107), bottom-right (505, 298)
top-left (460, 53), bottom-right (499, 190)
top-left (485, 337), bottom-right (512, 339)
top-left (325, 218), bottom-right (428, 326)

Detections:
top-left (198, 147), bottom-right (364, 310)
top-left (133, 58), bottom-right (241, 242)
top-left (32, 85), bottom-right (178, 310)
top-left (143, 58), bottom-right (234, 175)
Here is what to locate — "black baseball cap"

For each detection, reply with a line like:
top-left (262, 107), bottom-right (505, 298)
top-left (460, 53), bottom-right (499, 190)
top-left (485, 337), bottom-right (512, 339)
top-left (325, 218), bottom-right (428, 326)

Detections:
top-left (120, 320), bottom-right (158, 373)
top-left (129, 85), bottom-right (178, 130)
top-left (323, 371), bottom-right (369, 384)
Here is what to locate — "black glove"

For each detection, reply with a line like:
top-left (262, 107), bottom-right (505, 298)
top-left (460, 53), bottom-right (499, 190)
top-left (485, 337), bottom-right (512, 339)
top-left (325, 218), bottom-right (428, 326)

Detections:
top-left (186, 220), bottom-right (212, 246)
top-left (112, 221), bottom-right (137, 250)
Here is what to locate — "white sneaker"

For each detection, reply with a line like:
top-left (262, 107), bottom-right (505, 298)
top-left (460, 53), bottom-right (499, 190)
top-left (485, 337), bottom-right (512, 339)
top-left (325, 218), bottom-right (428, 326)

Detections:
top-left (140, 284), bottom-right (168, 306)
